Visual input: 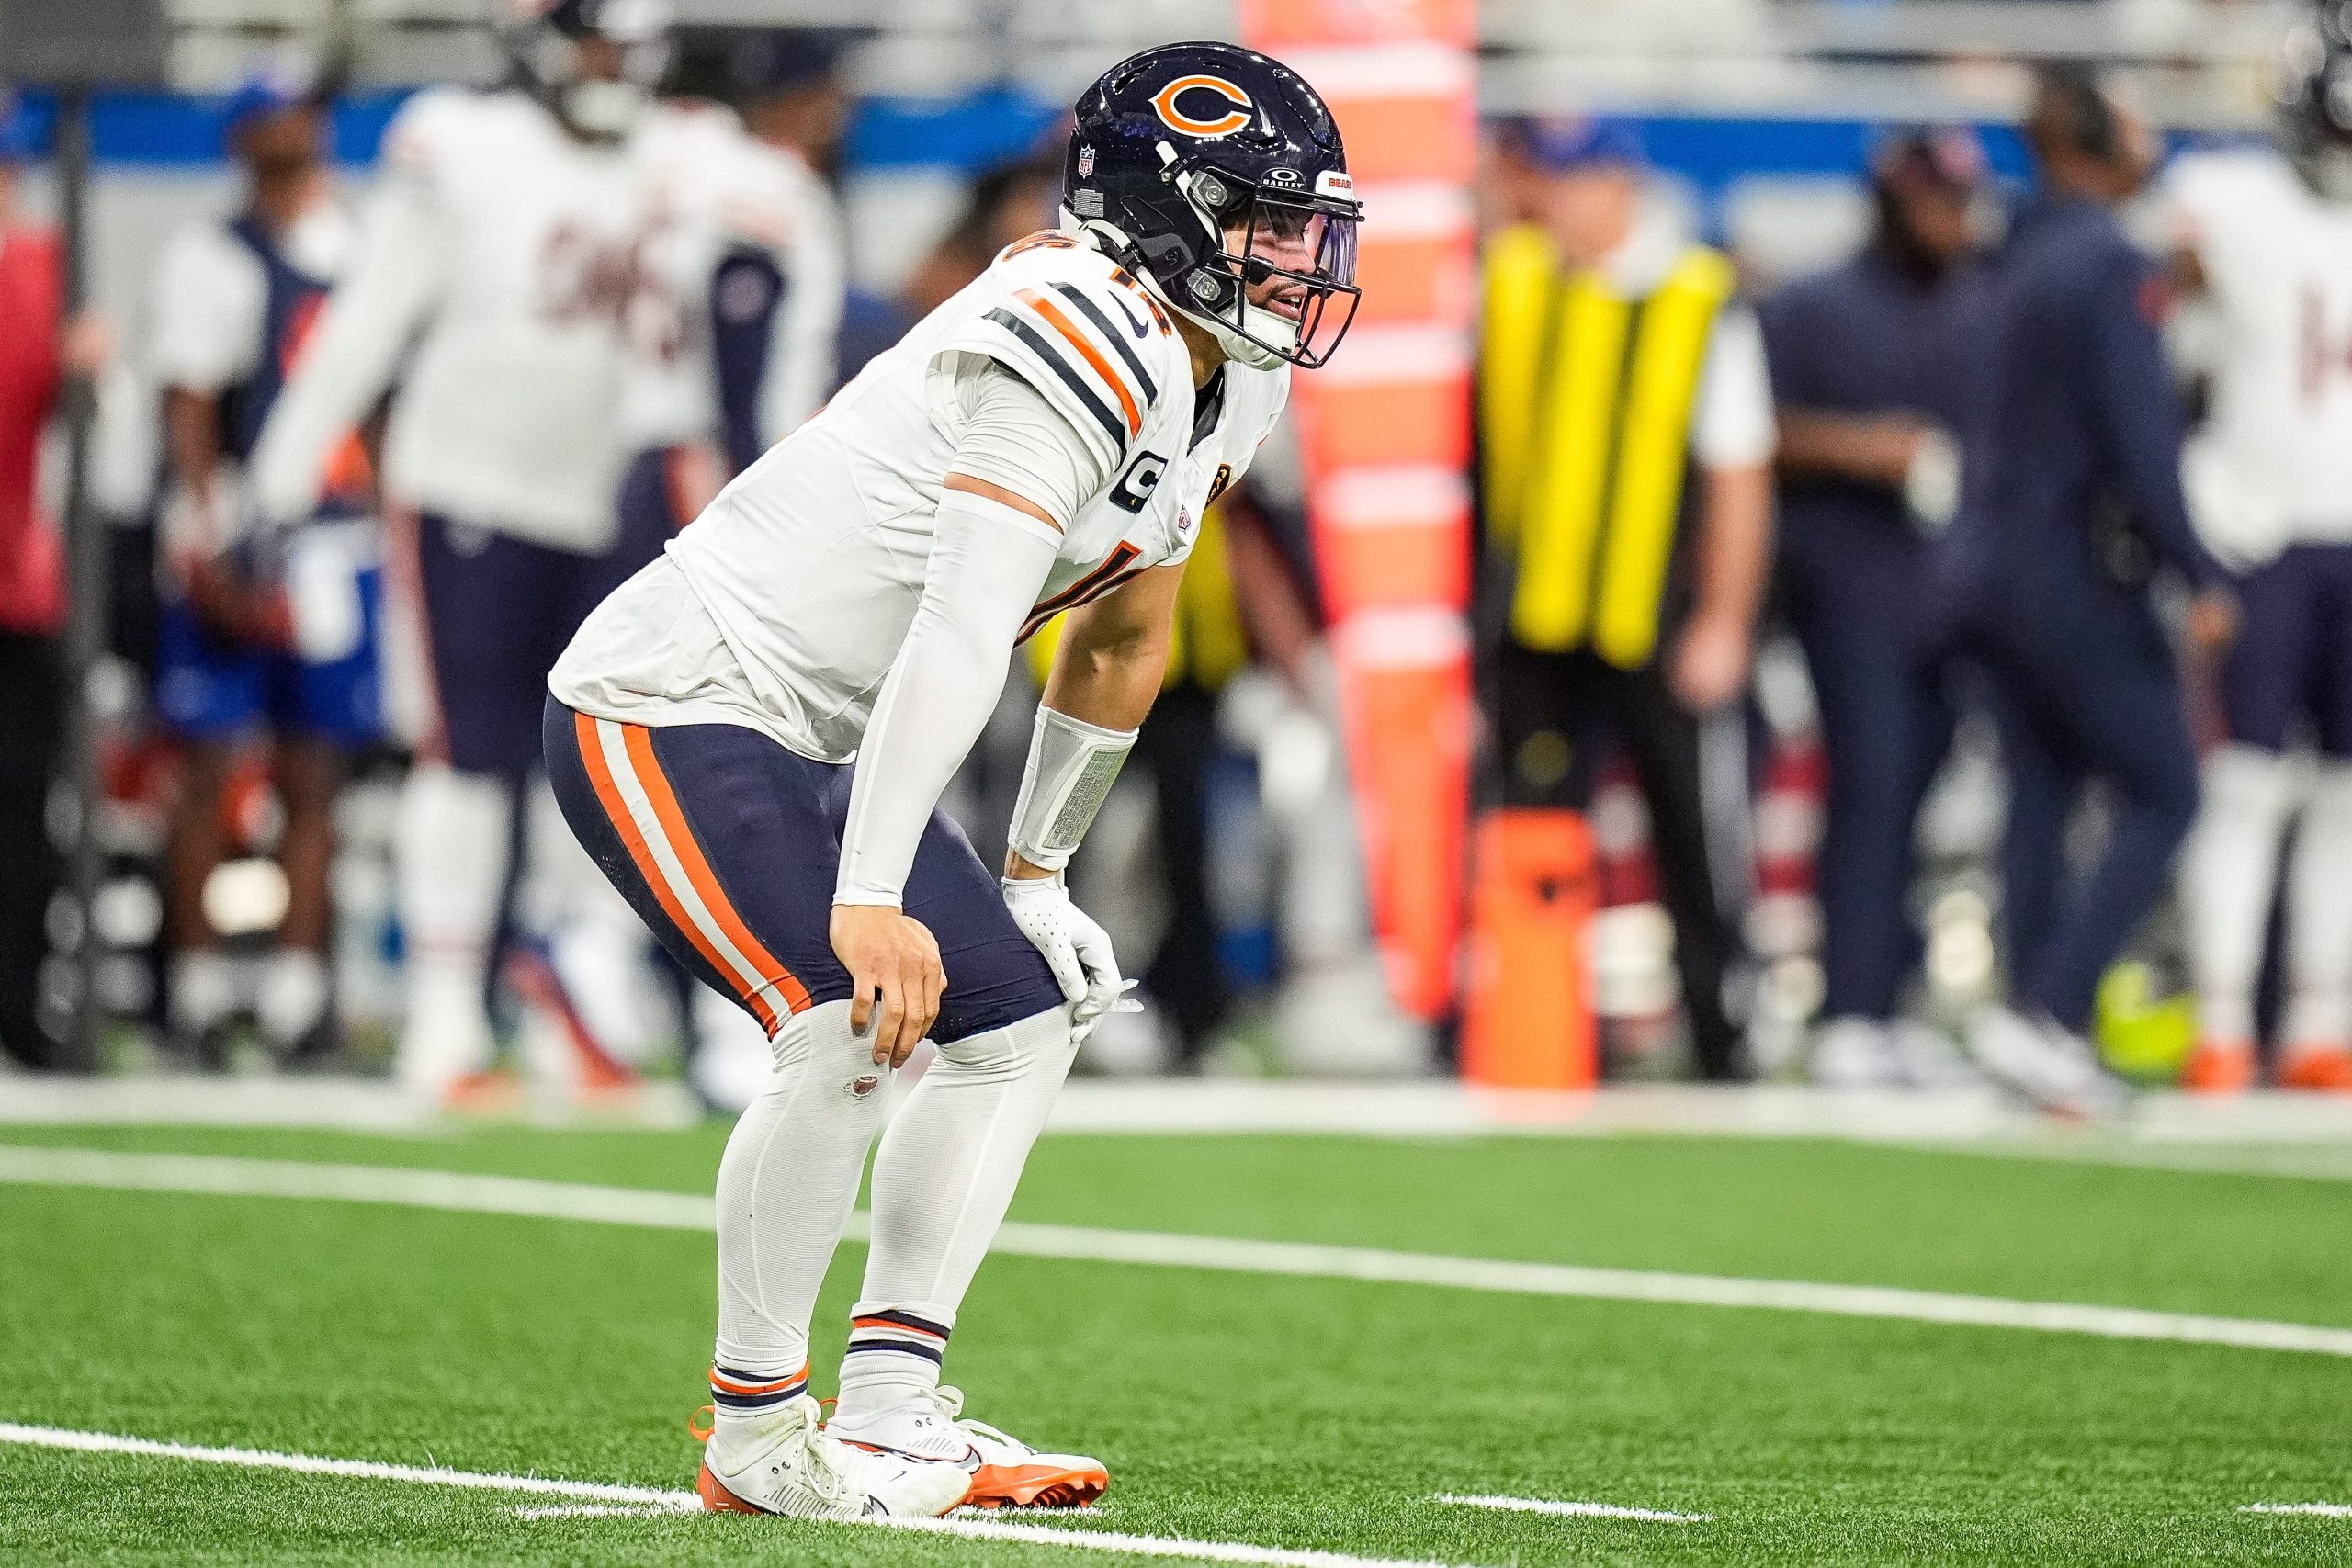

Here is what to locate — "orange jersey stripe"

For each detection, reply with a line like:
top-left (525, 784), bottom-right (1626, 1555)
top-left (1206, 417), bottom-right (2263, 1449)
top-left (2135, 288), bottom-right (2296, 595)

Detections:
top-left (1019, 288), bottom-right (1142, 436)
top-left (573, 713), bottom-right (781, 1036)
top-left (618, 724), bottom-right (817, 1017)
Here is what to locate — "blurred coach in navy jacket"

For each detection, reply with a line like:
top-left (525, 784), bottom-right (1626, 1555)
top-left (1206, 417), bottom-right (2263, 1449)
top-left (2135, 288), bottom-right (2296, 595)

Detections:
top-left (1944, 66), bottom-right (2236, 1116)
top-left (1760, 127), bottom-right (1992, 1089)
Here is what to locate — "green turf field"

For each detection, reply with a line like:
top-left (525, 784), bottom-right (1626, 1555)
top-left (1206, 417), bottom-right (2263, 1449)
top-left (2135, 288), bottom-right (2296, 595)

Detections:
top-left (2, 1120), bottom-right (2349, 1564)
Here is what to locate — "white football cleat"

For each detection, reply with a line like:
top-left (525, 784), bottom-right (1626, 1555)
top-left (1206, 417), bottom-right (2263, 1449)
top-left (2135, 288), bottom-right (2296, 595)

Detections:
top-left (1809, 1017), bottom-right (1899, 1089)
top-left (1886, 1019), bottom-right (1982, 1089)
top-left (829, 1385), bottom-right (1109, 1509)
top-left (1965, 1005), bottom-right (2127, 1121)
top-left (698, 1395), bottom-right (972, 1519)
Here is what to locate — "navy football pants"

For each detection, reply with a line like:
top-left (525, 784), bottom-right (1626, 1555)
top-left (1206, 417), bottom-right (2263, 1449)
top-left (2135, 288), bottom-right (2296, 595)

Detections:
top-left (1971, 612), bottom-right (2199, 1035)
top-left (543, 697), bottom-right (1063, 1045)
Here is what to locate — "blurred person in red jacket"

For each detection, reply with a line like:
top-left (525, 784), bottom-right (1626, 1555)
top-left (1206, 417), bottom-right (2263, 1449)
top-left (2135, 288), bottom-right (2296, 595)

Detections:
top-left (0, 91), bottom-right (110, 1069)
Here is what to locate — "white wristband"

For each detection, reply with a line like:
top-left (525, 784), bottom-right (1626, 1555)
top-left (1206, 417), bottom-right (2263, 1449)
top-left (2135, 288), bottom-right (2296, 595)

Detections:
top-left (1008, 705), bottom-right (1137, 872)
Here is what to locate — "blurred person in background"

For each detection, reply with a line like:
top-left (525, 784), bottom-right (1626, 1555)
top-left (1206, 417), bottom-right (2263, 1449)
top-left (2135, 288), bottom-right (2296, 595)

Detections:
top-left (148, 66), bottom-right (381, 1068)
top-left (1478, 116), bottom-right (1777, 1081)
top-left (612, 28), bottom-right (848, 1109)
top-left (1943, 65), bottom-right (2235, 1116)
top-left (0, 91), bottom-right (109, 1071)
top-left (1024, 475), bottom-right (1317, 1070)
top-left (2167, 13), bottom-right (2352, 1095)
top-left (903, 152), bottom-right (1064, 321)
top-left (248, 0), bottom-right (677, 1100)
top-left (1759, 127), bottom-right (1992, 1089)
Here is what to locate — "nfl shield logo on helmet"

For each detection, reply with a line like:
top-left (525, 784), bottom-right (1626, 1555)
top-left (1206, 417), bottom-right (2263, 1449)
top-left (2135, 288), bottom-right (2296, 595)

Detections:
top-left (1078, 144), bottom-right (1095, 177)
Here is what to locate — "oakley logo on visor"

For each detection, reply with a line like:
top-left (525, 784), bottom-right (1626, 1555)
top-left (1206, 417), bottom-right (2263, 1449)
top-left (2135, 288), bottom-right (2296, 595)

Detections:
top-left (1152, 75), bottom-right (1254, 138)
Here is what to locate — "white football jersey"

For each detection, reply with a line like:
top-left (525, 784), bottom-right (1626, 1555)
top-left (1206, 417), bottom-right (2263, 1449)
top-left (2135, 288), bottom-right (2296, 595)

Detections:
top-left (552, 230), bottom-right (1287, 762)
top-left (2166, 145), bottom-right (2352, 549)
top-left (254, 86), bottom-right (665, 554)
top-left (619, 105), bottom-right (846, 456)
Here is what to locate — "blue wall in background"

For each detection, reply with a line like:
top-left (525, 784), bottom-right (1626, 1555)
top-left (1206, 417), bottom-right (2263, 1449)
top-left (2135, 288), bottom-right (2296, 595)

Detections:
top-left (9, 85), bottom-right (2053, 194)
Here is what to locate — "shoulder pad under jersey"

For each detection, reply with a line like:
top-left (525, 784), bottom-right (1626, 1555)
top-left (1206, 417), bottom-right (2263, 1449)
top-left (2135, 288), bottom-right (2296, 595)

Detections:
top-left (940, 231), bottom-right (1189, 468)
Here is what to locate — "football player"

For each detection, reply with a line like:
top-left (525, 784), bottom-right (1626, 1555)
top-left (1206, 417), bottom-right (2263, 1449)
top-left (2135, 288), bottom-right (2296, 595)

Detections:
top-left (251, 0), bottom-right (677, 1097)
top-left (546, 42), bottom-right (1360, 1517)
top-left (613, 36), bottom-right (849, 1109)
top-left (2172, 7), bottom-right (2352, 1093)
top-left (149, 64), bottom-right (379, 1066)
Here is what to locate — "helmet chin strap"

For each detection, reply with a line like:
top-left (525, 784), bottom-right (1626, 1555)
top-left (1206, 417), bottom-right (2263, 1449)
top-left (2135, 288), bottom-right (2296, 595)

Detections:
top-left (1069, 215), bottom-right (1295, 373)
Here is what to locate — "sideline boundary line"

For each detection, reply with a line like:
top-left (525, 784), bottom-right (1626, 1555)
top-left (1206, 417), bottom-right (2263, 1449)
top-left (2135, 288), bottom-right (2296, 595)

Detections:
top-left (0, 1422), bottom-right (1476, 1567)
top-left (2242, 1503), bottom-right (2352, 1519)
top-left (6, 1145), bottom-right (2352, 1359)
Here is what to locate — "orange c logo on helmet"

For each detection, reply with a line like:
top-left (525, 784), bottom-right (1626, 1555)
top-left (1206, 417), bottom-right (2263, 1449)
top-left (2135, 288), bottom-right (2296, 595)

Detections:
top-left (1151, 75), bottom-right (1255, 139)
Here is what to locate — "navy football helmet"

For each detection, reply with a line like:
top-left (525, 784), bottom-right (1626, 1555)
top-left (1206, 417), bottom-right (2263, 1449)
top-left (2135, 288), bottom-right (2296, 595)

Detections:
top-left (2280, 2), bottom-right (2352, 198)
top-left (493, 0), bottom-right (673, 141)
top-left (1064, 41), bottom-right (1363, 370)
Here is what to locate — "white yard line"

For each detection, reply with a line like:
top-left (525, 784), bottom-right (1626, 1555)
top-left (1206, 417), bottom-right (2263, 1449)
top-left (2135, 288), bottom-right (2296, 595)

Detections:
top-left (513, 1503), bottom-right (684, 1520)
top-left (0, 1421), bottom-right (1476, 1568)
top-left (0, 1422), bottom-right (695, 1506)
top-left (1433, 1494), bottom-right (1711, 1523)
top-left (6, 1145), bottom-right (2352, 1359)
top-left (2242, 1502), bottom-right (2352, 1518)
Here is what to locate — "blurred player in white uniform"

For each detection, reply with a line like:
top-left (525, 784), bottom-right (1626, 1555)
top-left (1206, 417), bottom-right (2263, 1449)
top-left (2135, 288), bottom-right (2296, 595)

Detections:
top-left (616, 33), bottom-right (848, 1110)
top-left (545, 42), bottom-right (1361, 1519)
top-left (252, 0), bottom-right (675, 1097)
top-left (149, 65), bottom-right (379, 1067)
top-left (2172, 17), bottom-right (2352, 1093)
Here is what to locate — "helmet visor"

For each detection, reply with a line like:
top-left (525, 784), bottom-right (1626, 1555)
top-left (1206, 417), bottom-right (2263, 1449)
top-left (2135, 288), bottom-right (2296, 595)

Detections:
top-left (1226, 184), bottom-right (1363, 368)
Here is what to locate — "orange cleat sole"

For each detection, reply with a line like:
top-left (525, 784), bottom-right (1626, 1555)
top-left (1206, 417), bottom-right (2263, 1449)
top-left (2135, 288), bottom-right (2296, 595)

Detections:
top-left (2279, 1047), bottom-right (2352, 1092)
top-left (2179, 1042), bottom-right (2256, 1095)
top-left (966, 1461), bottom-right (1110, 1510)
top-left (696, 1459), bottom-right (767, 1515)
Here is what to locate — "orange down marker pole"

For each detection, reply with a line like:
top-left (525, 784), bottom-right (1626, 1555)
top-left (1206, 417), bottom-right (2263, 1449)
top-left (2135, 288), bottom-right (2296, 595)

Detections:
top-left (1238, 0), bottom-right (1476, 1021)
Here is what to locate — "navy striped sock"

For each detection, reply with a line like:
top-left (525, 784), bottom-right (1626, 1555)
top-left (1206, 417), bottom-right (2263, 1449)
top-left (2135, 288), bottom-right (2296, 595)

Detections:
top-left (709, 1360), bottom-right (808, 1415)
top-left (837, 1309), bottom-right (951, 1415)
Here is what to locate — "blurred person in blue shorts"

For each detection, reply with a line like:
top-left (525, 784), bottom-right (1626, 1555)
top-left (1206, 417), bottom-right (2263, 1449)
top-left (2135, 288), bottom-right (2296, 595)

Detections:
top-left (1759, 127), bottom-right (1993, 1088)
top-left (150, 65), bottom-right (381, 1066)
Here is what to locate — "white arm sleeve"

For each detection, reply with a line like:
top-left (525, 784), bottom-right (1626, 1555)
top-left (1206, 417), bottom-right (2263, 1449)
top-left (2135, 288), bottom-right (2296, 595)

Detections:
top-left (1690, 303), bottom-right (1776, 469)
top-left (150, 227), bottom-right (264, 395)
top-left (835, 487), bottom-right (1062, 905)
top-left (249, 161), bottom-right (450, 525)
top-left (756, 201), bottom-right (848, 447)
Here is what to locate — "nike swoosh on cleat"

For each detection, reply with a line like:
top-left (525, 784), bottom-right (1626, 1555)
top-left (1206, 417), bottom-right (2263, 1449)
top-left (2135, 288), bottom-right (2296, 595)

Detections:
top-left (842, 1437), bottom-right (983, 1472)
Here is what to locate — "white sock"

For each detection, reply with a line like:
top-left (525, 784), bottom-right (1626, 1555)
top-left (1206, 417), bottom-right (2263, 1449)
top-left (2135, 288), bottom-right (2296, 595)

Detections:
top-left (713, 998), bottom-right (890, 1438)
top-left (2284, 761), bottom-right (2352, 1049)
top-left (2183, 745), bottom-right (2297, 1043)
top-left (170, 951), bottom-right (240, 1034)
top-left (255, 948), bottom-right (330, 1047)
top-left (394, 764), bottom-right (512, 1091)
top-left (836, 1005), bottom-right (1079, 1421)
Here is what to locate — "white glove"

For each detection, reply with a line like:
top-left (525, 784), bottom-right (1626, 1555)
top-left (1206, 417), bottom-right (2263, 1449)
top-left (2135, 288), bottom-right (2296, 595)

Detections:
top-left (1001, 874), bottom-right (1139, 1037)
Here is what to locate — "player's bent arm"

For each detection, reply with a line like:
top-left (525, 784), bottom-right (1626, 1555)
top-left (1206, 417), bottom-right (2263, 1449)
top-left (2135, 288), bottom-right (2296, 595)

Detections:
top-left (249, 165), bottom-right (449, 525)
top-left (1004, 564), bottom-right (1182, 884)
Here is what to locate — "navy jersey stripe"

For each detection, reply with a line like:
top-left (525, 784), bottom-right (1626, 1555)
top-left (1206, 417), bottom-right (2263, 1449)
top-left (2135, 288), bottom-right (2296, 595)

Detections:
top-left (983, 306), bottom-right (1127, 447)
top-left (1046, 282), bottom-right (1159, 405)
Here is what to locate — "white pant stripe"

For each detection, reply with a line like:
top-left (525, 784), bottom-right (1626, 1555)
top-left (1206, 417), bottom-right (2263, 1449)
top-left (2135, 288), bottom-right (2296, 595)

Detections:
top-left (590, 718), bottom-right (772, 1005)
